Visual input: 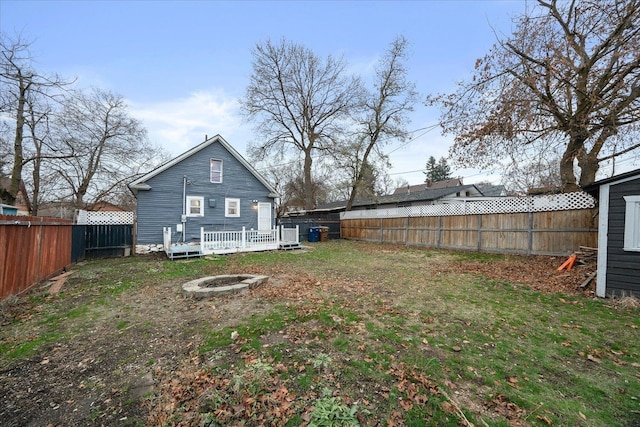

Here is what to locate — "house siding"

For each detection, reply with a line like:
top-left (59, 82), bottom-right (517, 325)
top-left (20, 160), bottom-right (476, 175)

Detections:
top-left (606, 177), bottom-right (640, 297)
top-left (136, 139), bottom-right (275, 244)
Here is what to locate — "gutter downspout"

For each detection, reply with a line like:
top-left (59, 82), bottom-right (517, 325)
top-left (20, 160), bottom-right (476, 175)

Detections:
top-left (182, 175), bottom-right (187, 242)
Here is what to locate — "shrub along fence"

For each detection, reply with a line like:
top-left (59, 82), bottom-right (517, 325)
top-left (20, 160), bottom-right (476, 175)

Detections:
top-left (341, 192), bottom-right (598, 256)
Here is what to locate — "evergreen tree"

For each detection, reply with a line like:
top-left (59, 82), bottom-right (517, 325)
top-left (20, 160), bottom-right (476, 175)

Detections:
top-left (424, 156), bottom-right (452, 183)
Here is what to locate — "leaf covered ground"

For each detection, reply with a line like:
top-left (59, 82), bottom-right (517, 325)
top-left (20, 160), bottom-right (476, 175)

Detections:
top-left (1, 240), bottom-right (638, 427)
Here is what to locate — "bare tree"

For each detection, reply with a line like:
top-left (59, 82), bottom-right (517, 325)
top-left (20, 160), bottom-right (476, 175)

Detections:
top-left (345, 36), bottom-right (418, 210)
top-left (24, 96), bottom-right (53, 215)
top-left (53, 88), bottom-right (162, 208)
top-left (429, 0), bottom-right (640, 192)
top-left (0, 33), bottom-right (71, 205)
top-left (242, 38), bottom-right (361, 210)
top-left (250, 156), bottom-right (295, 217)
top-left (501, 156), bottom-right (563, 195)
top-left (0, 121), bottom-right (11, 177)
top-left (392, 177), bottom-right (410, 193)
top-left (333, 141), bottom-right (391, 201)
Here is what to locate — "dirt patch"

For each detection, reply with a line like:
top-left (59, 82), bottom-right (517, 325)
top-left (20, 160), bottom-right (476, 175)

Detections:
top-left (0, 276), bottom-right (276, 427)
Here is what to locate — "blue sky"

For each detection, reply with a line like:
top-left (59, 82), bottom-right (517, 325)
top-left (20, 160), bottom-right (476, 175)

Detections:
top-left (2, 0), bottom-right (530, 186)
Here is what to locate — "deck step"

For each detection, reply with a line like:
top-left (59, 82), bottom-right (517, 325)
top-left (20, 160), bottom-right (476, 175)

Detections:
top-left (167, 249), bottom-right (204, 260)
top-left (279, 242), bottom-right (302, 250)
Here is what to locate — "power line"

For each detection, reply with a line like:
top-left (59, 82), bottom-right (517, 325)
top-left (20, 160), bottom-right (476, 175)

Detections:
top-left (384, 122), bottom-right (441, 156)
top-left (237, 123), bottom-right (443, 177)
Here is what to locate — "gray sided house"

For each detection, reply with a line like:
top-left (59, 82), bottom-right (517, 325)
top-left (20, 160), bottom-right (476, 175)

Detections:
top-left (586, 168), bottom-right (640, 298)
top-left (129, 135), bottom-right (278, 248)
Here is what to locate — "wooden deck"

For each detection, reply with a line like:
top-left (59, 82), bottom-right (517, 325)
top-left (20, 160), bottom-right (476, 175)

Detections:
top-left (163, 226), bottom-right (300, 259)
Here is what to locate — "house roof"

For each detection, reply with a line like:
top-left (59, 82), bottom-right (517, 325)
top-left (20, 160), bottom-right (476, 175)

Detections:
top-left (0, 177), bottom-right (32, 213)
top-left (128, 134), bottom-right (279, 197)
top-left (476, 184), bottom-right (506, 197)
top-left (393, 178), bottom-right (463, 195)
top-left (583, 168), bottom-right (640, 199)
top-left (85, 201), bottom-right (126, 211)
top-left (316, 184), bottom-right (481, 211)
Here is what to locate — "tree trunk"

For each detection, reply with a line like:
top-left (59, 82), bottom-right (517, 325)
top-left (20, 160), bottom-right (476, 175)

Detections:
top-left (31, 150), bottom-right (41, 216)
top-left (577, 153), bottom-right (599, 190)
top-left (8, 81), bottom-right (27, 206)
top-left (346, 139), bottom-right (377, 211)
top-left (345, 183), bottom-right (357, 211)
top-left (559, 135), bottom-right (584, 193)
top-left (302, 149), bottom-right (314, 210)
top-left (345, 158), bottom-right (360, 212)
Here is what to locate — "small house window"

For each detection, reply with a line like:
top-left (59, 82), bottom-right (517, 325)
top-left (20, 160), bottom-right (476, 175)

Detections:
top-left (225, 198), bottom-right (240, 217)
top-left (210, 159), bottom-right (222, 183)
top-left (623, 195), bottom-right (640, 251)
top-left (186, 196), bottom-right (204, 217)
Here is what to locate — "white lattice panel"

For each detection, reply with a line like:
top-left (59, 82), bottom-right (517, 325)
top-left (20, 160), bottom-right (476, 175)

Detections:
top-left (77, 210), bottom-right (135, 225)
top-left (341, 192), bottom-right (596, 220)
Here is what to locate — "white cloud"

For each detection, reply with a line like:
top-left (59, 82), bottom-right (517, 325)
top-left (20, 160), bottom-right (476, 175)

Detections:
top-left (130, 90), bottom-right (253, 157)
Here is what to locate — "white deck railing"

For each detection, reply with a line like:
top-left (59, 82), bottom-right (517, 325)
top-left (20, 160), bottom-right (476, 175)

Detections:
top-left (163, 227), bottom-right (172, 254)
top-left (280, 225), bottom-right (299, 245)
top-left (200, 227), bottom-right (280, 255)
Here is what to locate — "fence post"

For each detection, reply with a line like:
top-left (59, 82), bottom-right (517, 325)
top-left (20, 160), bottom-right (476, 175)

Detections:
top-left (295, 225), bottom-right (300, 244)
top-left (477, 215), bottom-right (482, 252)
top-left (405, 216), bottom-right (410, 246)
top-left (242, 227), bottom-right (246, 249)
top-left (437, 216), bottom-right (442, 248)
top-left (527, 212), bottom-right (534, 255)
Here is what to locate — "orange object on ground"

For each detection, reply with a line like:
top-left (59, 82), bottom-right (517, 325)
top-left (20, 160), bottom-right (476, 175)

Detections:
top-left (557, 254), bottom-right (577, 271)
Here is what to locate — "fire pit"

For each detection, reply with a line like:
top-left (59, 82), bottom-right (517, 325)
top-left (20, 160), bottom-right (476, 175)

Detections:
top-left (181, 274), bottom-right (268, 299)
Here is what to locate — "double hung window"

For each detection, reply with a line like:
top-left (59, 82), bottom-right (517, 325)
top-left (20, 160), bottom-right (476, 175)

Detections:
top-left (210, 159), bottom-right (222, 183)
top-left (225, 198), bottom-right (240, 217)
top-left (186, 196), bottom-right (204, 217)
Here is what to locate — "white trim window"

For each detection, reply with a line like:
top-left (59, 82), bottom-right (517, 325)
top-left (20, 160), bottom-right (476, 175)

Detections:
top-left (210, 159), bottom-right (223, 183)
top-left (225, 198), bottom-right (240, 217)
top-left (186, 196), bottom-right (204, 217)
top-left (623, 195), bottom-right (640, 251)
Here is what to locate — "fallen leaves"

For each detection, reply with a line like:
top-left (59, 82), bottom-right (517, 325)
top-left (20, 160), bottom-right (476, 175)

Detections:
top-left (486, 393), bottom-right (525, 420)
top-left (435, 254), bottom-right (597, 295)
top-left (586, 354), bottom-right (601, 364)
top-left (149, 357), bottom-right (298, 426)
top-left (537, 414), bottom-right (553, 425)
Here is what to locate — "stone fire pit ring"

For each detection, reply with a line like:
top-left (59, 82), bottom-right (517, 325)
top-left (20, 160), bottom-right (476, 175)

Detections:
top-left (182, 274), bottom-right (268, 299)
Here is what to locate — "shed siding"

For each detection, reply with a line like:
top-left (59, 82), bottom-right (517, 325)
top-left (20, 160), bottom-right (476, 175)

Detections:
top-left (136, 139), bottom-right (274, 244)
top-left (606, 177), bottom-right (640, 297)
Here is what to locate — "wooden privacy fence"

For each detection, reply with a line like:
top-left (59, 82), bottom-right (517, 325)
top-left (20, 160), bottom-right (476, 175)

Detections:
top-left (1, 211), bottom-right (135, 299)
top-left (0, 215), bottom-right (73, 299)
top-left (341, 192), bottom-right (598, 256)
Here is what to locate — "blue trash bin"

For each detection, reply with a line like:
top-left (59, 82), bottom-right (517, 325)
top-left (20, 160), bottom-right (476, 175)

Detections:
top-left (308, 226), bottom-right (320, 242)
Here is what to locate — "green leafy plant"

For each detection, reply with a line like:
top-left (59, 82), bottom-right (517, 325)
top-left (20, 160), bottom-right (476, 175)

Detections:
top-left (232, 359), bottom-right (275, 395)
top-left (312, 353), bottom-right (333, 371)
top-left (308, 395), bottom-right (360, 427)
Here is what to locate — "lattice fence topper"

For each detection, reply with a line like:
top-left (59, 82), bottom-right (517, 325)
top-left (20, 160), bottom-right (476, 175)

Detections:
top-left (341, 192), bottom-right (596, 220)
top-left (76, 209), bottom-right (135, 225)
